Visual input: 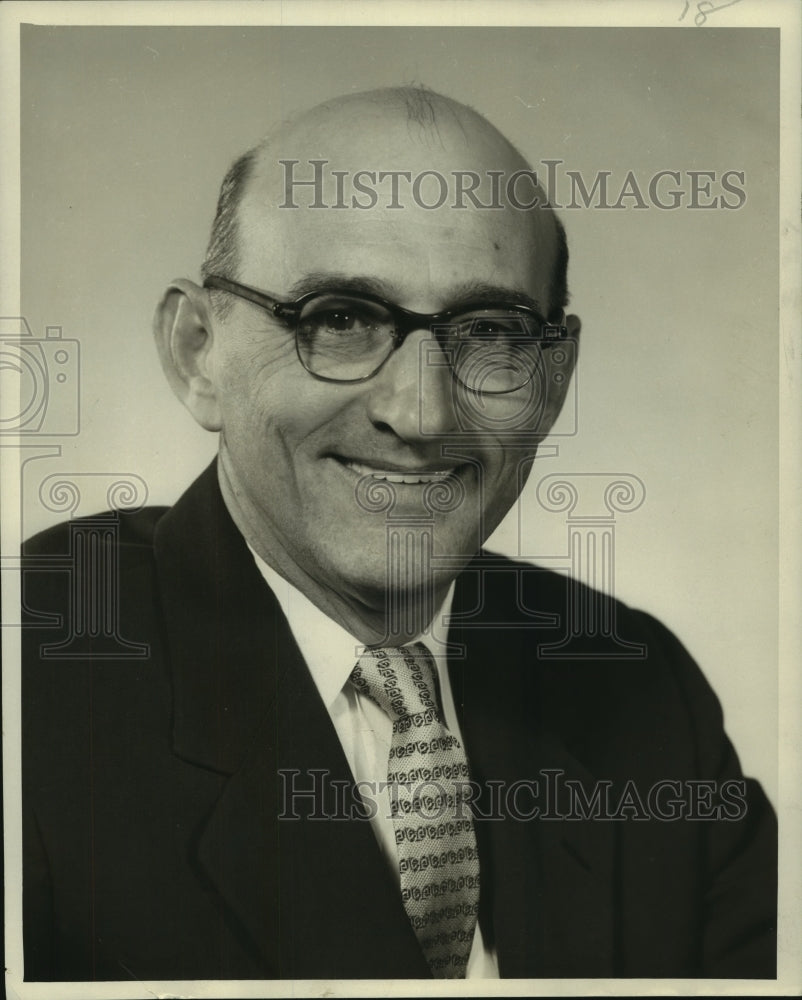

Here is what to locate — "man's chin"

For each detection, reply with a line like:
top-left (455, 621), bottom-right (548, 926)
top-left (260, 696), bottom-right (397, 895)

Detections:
top-left (318, 538), bottom-right (475, 608)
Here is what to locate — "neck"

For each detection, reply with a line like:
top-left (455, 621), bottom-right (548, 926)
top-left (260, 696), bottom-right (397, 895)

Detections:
top-left (217, 451), bottom-right (453, 647)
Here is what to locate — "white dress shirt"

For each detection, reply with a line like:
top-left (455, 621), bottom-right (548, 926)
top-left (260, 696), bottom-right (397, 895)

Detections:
top-left (249, 547), bottom-right (499, 978)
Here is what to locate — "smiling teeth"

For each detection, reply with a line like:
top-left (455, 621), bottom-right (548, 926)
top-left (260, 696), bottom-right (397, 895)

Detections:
top-left (345, 461), bottom-right (455, 485)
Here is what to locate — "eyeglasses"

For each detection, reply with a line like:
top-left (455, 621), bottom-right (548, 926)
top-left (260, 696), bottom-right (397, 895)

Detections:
top-left (203, 274), bottom-right (567, 394)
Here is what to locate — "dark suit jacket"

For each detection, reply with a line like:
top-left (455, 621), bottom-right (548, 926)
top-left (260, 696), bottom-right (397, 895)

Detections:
top-left (20, 461), bottom-right (777, 981)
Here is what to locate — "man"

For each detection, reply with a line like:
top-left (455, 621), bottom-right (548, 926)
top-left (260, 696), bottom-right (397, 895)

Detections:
top-left (21, 87), bottom-right (776, 981)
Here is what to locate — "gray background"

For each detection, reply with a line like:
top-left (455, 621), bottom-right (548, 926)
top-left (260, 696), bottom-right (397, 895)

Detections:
top-left (20, 26), bottom-right (779, 803)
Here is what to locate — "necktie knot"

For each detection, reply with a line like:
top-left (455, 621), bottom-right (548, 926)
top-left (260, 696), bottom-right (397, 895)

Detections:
top-left (350, 642), bottom-right (440, 722)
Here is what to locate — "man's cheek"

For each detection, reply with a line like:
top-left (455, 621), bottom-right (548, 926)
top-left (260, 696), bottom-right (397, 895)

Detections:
top-left (219, 373), bottom-right (300, 438)
top-left (219, 339), bottom-right (298, 391)
top-left (478, 461), bottom-right (526, 525)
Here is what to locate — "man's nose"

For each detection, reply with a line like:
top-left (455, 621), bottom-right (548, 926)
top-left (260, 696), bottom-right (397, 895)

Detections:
top-left (363, 328), bottom-right (459, 441)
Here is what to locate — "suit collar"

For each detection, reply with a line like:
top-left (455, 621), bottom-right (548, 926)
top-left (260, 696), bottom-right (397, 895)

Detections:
top-left (153, 458), bottom-right (282, 773)
top-left (250, 549), bottom-right (365, 710)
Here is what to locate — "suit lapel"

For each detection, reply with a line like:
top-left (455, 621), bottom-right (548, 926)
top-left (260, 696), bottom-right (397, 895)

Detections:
top-left (153, 462), bottom-right (429, 978)
top-left (153, 459), bottom-right (277, 774)
top-left (195, 617), bottom-right (430, 979)
top-left (450, 561), bottom-right (617, 978)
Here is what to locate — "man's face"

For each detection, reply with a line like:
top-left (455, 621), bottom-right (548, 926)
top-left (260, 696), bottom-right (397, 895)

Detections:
top-left (206, 113), bottom-right (571, 609)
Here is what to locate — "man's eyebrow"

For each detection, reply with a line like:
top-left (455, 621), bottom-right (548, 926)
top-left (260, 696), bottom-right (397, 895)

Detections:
top-left (286, 273), bottom-right (545, 315)
top-left (286, 273), bottom-right (391, 300)
top-left (447, 281), bottom-right (545, 315)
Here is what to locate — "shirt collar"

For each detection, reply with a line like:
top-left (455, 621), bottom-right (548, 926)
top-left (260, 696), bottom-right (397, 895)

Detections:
top-left (247, 545), bottom-right (455, 711)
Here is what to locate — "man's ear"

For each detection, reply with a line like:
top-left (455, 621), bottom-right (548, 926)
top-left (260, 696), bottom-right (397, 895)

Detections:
top-left (539, 312), bottom-right (581, 435)
top-left (153, 278), bottom-right (222, 432)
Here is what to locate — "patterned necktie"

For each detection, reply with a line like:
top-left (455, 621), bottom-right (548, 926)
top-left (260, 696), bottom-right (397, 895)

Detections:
top-left (350, 643), bottom-right (480, 978)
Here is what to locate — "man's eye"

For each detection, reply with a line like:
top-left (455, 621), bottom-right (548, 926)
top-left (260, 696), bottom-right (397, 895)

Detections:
top-left (317, 309), bottom-right (359, 333)
top-left (457, 313), bottom-right (529, 339)
top-left (473, 319), bottom-right (515, 336)
top-left (303, 300), bottom-right (384, 337)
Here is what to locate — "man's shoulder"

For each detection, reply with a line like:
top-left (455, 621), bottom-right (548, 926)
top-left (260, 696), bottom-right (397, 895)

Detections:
top-left (461, 549), bottom-right (714, 724)
top-left (465, 549), bottom-right (674, 635)
top-left (21, 457), bottom-right (220, 562)
top-left (20, 505), bottom-right (172, 634)
top-left (22, 504), bottom-right (169, 557)
top-left (458, 553), bottom-right (747, 803)
top-left (461, 549), bottom-right (646, 628)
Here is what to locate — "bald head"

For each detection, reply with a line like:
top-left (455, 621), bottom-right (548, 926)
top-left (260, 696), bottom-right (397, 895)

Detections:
top-left (256, 86), bottom-right (528, 172)
top-left (202, 86), bottom-right (568, 318)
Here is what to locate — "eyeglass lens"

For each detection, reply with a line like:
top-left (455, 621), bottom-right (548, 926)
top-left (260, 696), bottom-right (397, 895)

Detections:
top-left (295, 294), bottom-right (545, 392)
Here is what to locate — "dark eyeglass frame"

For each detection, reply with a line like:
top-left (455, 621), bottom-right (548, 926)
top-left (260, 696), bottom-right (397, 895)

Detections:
top-left (203, 274), bottom-right (568, 393)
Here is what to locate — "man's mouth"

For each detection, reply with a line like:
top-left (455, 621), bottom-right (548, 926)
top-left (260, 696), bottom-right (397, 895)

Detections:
top-left (340, 458), bottom-right (458, 485)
